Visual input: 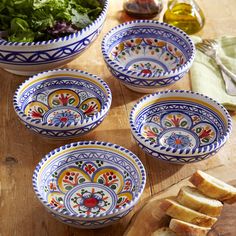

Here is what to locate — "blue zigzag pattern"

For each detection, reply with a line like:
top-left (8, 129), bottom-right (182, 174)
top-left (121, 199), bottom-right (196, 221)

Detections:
top-left (0, 28), bottom-right (100, 65)
top-left (109, 66), bottom-right (186, 87)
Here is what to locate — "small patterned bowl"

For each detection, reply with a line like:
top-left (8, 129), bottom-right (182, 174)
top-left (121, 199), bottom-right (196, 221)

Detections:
top-left (0, 0), bottom-right (108, 76)
top-left (32, 141), bottom-right (146, 229)
top-left (13, 69), bottom-right (112, 139)
top-left (102, 20), bottom-right (195, 93)
top-left (130, 90), bottom-right (232, 164)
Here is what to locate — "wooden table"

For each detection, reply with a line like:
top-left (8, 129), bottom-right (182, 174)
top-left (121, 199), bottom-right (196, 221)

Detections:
top-left (1, 1), bottom-right (236, 235)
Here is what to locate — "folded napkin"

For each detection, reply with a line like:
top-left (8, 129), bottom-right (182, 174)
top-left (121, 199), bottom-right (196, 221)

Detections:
top-left (190, 36), bottom-right (236, 111)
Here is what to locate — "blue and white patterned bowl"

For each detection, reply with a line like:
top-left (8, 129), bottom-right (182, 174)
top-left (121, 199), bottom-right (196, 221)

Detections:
top-left (102, 20), bottom-right (195, 93)
top-left (13, 69), bottom-right (112, 139)
top-left (0, 0), bottom-right (108, 76)
top-left (130, 90), bottom-right (232, 164)
top-left (32, 141), bottom-right (146, 229)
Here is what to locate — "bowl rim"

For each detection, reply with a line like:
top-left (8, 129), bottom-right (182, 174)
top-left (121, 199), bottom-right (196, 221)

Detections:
top-left (101, 20), bottom-right (195, 80)
top-left (13, 68), bottom-right (112, 129)
top-left (32, 141), bottom-right (146, 219)
top-left (129, 90), bottom-right (232, 156)
top-left (0, 0), bottom-right (108, 47)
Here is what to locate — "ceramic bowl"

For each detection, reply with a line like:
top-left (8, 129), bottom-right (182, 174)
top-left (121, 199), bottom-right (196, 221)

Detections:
top-left (102, 20), bottom-right (195, 93)
top-left (32, 141), bottom-right (146, 229)
top-left (0, 0), bottom-right (108, 76)
top-left (13, 69), bottom-right (112, 139)
top-left (130, 90), bottom-right (232, 164)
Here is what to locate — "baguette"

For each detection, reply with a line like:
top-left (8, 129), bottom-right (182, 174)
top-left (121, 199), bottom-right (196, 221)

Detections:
top-left (160, 199), bottom-right (217, 227)
top-left (151, 227), bottom-right (177, 236)
top-left (190, 170), bottom-right (236, 204)
top-left (169, 219), bottom-right (211, 236)
top-left (177, 186), bottom-right (223, 217)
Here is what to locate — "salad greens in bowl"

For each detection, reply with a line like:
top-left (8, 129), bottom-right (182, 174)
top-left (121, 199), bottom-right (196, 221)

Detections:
top-left (0, 0), bottom-right (108, 75)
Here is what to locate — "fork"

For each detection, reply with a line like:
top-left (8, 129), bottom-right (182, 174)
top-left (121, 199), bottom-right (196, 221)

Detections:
top-left (196, 40), bottom-right (236, 96)
top-left (196, 40), bottom-right (236, 84)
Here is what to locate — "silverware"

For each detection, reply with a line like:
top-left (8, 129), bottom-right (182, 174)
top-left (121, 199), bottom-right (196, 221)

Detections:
top-left (196, 40), bottom-right (236, 96)
top-left (196, 40), bottom-right (236, 83)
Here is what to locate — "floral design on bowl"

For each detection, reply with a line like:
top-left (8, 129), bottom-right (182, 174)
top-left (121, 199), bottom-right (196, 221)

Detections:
top-left (32, 141), bottom-right (146, 229)
top-left (130, 90), bottom-right (232, 164)
top-left (110, 38), bottom-right (185, 75)
top-left (141, 111), bottom-right (217, 149)
top-left (64, 183), bottom-right (117, 216)
top-left (13, 69), bottom-right (112, 138)
top-left (102, 20), bottom-right (195, 93)
top-left (0, 0), bottom-right (108, 75)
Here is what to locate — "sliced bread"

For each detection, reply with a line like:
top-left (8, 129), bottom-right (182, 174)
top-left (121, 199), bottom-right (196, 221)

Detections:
top-left (169, 219), bottom-right (211, 236)
top-left (160, 199), bottom-right (217, 227)
top-left (177, 186), bottom-right (223, 217)
top-left (190, 170), bottom-right (236, 204)
top-left (151, 227), bottom-right (177, 236)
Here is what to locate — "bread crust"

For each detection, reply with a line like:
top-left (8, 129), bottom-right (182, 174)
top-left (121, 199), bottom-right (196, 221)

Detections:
top-left (160, 199), bottom-right (217, 227)
top-left (151, 227), bottom-right (177, 236)
top-left (190, 170), bottom-right (236, 204)
top-left (169, 219), bottom-right (211, 236)
top-left (177, 186), bottom-right (223, 217)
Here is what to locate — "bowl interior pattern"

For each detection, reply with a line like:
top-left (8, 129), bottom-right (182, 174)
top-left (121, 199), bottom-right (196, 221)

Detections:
top-left (33, 142), bottom-right (146, 218)
top-left (16, 70), bottom-right (110, 126)
top-left (103, 21), bottom-right (194, 77)
top-left (132, 91), bottom-right (230, 152)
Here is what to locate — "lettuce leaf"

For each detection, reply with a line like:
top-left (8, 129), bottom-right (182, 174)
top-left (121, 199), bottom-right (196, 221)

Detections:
top-left (0, 0), bottom-right (103, 42)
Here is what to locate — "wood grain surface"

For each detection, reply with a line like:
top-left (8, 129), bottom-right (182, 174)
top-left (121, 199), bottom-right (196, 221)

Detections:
top-left (1, 1), bottom-right (236, 236)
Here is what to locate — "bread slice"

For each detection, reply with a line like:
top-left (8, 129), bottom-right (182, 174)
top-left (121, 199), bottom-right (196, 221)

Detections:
top-left (160, 199), bottom-right (217, 227)
top-left (177, 186), bottom-right (223, 217)
top-left (190, 170), bottom-right (236, 204)
top-left (151, 227), bottom-right (177, 236)
top-left (169, 219), bottom-right (211, 236)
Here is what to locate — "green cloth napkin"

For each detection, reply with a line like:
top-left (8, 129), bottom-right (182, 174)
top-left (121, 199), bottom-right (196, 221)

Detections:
top-left (190, 36), bottom-right (236, 111)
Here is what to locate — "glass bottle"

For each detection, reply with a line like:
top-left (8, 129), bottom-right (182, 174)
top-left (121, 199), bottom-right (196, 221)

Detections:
top-left (123, 0), bottom-right (163, 19)
top-left (163, 0), bottom-right (205, 34)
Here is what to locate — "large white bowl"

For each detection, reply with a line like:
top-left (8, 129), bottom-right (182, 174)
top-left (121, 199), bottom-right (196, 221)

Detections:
top-left (0, 0), bottom-right (108, 75)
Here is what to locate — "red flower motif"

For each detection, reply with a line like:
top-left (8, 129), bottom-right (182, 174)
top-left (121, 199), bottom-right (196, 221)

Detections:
top-left (49, 182), bottom-right (57, 190)
top-left (85, 164), bottom-right (96, 174)
top-left (31, 109), bottom-right (43, 119)
top-left (124, 180), bottom-right (131, 191)
top-left (199, 128), bottom-right (212, 139)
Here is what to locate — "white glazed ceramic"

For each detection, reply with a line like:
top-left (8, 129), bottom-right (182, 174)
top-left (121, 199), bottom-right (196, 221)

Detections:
top-left (102, 20), bottom-right (195, 93)
top-left (13, 69), bottom-right (112, 139)
top-left (32, 141), bottom-right (146, 228)
top-left (130, 90), bottom-right (232, 164)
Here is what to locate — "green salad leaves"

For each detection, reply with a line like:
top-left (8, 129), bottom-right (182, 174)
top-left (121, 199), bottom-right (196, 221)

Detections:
top-left (0, 0), bottom-right (103, 42)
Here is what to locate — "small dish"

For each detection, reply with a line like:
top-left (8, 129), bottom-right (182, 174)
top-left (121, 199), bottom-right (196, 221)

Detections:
top-left (13, 69), bottom-right (112, 139)
top-left (102, 20), bottom-right (195, 93)
top-left (130, 90), bottom-right (232, 164)
top-left (32, 141), bottom-right (146, 229)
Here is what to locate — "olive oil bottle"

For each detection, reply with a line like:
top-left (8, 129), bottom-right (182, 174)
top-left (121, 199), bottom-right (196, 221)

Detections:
top-left (163, 0), bottom-right (205, 34)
